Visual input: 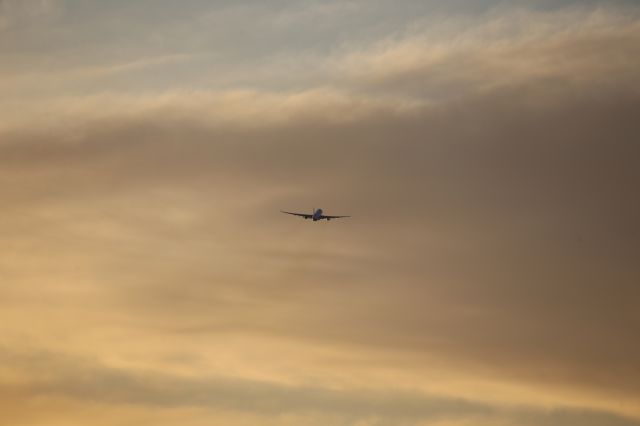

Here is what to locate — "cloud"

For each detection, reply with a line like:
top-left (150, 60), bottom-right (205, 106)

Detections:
top-left (1, 5), bottom-right (638, 135)
top-left (1, 348), bottom-right (639, 426)
top-left (1, 2), bottom-right (639, 425)
top-left (1, 83), bottom-right (639, 422)
top-left (0, 0), bottom-right (63, 24)
top-left (333, 6), bottom-right (640, 100)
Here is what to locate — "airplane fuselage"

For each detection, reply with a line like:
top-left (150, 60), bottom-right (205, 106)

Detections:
top-left (312, 208), bottom-right (323, 221)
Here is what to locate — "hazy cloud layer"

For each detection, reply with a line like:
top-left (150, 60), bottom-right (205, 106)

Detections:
top-left (1, 1), bottom-right (639, 425)
top-left (2, 347), bottom-right (639, 426)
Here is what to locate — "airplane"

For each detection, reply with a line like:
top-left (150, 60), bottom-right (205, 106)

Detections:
top-left (281, 208), bottom-right (350, 222)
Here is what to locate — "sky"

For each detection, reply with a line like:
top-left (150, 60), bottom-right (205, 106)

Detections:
top-left (1, 0), bottom-right (639, 425)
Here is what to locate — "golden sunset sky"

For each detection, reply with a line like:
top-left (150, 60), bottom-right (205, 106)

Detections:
top-left (1, 1), bottom-right (639, 425)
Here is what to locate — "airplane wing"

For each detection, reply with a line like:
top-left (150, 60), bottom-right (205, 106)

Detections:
top-left (319, 215), bottom-right (351, 220)
top-left (281, 210), bottom-right (313, 219)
